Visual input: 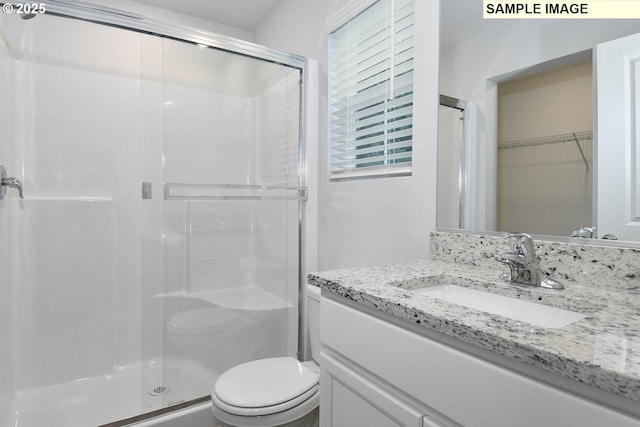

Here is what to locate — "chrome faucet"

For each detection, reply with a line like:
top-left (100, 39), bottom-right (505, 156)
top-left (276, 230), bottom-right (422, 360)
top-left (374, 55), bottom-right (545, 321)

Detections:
top-left (2, 177), bottom-right (23, 199)
top-left (571, 226), bottom-right (595, 238)
top-left (0, 165), bottom-right (24, 199)
top-left (499, 232), bottom-right (564, 289)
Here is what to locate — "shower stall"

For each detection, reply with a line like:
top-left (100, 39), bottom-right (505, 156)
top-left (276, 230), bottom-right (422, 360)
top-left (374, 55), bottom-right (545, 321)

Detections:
top-left (0, 4), bottom-right (306, 426)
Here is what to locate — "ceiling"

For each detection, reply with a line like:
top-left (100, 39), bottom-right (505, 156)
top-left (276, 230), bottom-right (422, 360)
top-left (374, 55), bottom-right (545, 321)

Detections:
top-left (440, 0), bottom-right (513, 48)
top-left (134, 0), bottom-right (491, 47)
top-left (134, 0), bottom-right (283, 31)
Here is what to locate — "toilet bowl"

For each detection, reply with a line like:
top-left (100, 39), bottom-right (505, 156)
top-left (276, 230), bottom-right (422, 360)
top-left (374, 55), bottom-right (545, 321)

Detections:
top-left (212, 285), bottom-right (321, 427)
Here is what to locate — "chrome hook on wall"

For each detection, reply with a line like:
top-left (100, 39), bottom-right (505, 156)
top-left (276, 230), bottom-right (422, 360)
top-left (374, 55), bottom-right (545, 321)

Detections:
top-left (0, 165), bottom-right (24, 199)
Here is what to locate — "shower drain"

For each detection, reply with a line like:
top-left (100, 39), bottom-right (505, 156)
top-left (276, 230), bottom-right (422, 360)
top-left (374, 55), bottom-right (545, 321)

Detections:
top-left (149, 385), bottom-right (170, 396)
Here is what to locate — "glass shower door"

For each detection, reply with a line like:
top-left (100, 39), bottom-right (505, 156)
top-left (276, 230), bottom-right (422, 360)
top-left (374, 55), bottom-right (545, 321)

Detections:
top-left (1, 5), bottom-right (305, 425)
top-left (1, 12), bottom-right (151, 426)
top-left (141, 38), bottom-right (304, 409)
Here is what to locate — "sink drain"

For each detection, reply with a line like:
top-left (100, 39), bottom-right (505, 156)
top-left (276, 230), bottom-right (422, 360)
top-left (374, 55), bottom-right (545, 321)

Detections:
top-left (149, 385), bottom-right (170, 396)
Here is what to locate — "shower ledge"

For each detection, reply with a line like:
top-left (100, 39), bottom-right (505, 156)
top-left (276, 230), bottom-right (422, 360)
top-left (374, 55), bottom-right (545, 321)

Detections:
top-left (158, 285), bottom-right (293, 311)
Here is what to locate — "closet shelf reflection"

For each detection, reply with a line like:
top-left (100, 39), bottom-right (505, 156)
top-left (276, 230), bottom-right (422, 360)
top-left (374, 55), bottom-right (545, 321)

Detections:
top-left (498, 130), bottom-right (592, 171)
top-left (498, 130), bottom-right (592, 150)
top-left (163, 182), bottom-right (308, 201)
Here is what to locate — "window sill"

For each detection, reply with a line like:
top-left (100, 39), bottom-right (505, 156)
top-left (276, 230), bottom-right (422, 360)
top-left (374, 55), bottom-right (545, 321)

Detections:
top-left (329, 167), bottom-right (412, 181)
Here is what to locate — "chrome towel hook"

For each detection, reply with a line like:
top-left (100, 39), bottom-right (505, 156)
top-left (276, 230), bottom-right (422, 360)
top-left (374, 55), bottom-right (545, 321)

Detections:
top-left (0, 165), bottom-right (24, 199)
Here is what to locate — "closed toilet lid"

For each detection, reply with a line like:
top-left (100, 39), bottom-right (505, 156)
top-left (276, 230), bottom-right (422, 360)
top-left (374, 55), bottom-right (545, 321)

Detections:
top-left (168, 307), bottom-right (238, 335)
top-left (214, 357), bottom-right (319, 412)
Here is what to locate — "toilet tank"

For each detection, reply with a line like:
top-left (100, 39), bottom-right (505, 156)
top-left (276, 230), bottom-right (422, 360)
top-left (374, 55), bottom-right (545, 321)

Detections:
top-left (305, 284), bottom-right (321, 362)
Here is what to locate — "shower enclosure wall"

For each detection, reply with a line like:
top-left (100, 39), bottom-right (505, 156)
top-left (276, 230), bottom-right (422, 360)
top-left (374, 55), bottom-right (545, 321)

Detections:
top-left (0, 8), bottom-right (305, 427)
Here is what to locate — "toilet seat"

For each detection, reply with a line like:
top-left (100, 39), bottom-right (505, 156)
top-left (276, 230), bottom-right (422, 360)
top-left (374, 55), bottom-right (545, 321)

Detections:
top-left (212, 357), bottom-right (319, 417)
top-left (213, 392), bottom-right (319, 427)
top-left (213, 384), bottom-right (318, 417)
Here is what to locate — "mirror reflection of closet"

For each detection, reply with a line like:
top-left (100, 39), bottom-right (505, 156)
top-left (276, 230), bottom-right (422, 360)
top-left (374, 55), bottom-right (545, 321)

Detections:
top-left (497, 60), bottom-right (593, 236)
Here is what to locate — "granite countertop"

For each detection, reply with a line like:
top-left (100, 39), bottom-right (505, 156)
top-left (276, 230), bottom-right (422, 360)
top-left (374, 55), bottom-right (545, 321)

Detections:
top-left (308, 259), bottom-right (640, 404)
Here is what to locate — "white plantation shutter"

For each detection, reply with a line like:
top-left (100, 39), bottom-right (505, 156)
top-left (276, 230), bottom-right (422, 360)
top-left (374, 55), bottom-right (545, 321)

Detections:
top-left (329, 0), bottom-right (414, 179)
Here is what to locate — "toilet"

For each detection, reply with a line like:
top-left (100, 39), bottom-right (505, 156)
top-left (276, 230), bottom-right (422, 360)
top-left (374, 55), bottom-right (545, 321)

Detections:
top-left (212, 284), bottom-right (321, 427)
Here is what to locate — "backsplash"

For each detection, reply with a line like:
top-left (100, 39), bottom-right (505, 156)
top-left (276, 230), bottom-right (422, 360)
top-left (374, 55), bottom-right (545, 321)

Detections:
top-left (430, 231), bottom-right (640, 291)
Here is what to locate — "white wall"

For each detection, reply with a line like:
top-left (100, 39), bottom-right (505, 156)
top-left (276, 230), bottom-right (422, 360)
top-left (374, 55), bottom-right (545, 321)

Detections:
top-left (440, 19), bottom-right (640, 105)
top-left (440, 16), bottom-right (640, 232)
top-left (255, 0), bottom-right (440, 270)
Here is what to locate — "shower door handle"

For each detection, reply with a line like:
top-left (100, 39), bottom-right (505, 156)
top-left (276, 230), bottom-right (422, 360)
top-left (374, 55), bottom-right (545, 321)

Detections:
top-left (0, 165), bottom-right (24, 199)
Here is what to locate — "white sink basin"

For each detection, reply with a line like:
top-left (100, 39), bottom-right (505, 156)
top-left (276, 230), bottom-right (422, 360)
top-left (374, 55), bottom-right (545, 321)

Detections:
top-left (413, 285), bottom-right (585, 329)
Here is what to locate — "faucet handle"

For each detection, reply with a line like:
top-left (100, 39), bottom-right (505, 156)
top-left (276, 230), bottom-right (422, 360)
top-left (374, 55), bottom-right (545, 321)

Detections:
top-left (0, 165), bottom-right (24, 200)
top-left (501, 232), bottom-right (564, 289)
top-left (504, 232), bottom-right (536, 260)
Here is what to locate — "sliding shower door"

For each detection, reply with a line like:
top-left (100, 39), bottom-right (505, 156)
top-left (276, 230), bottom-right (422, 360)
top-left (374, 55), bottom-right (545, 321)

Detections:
top-left (0, 13), bottom-right (151, 427)
top-left (1, 8), bottom-right (304, 427)
top-left (140, 39), bottom-right (304, 409)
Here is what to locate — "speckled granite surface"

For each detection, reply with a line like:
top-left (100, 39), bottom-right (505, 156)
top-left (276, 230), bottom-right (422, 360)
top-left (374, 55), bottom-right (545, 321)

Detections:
top-left (430, 231), bottom-right (640, 291)
top-left (308, 231), bottom-right (640, 404)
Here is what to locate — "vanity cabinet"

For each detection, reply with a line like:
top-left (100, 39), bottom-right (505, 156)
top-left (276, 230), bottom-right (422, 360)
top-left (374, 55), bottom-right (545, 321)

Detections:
top-left (319, 294), bottom-right (640, 427)
top-left (321, 354), bottom-right (432, 426)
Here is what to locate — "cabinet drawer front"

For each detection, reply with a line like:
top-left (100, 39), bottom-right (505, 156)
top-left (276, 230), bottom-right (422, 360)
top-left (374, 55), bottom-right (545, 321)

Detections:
top-left (321, 296), bottom-right (640, 427)
top-left (321, 353), bottom-right (425, 427)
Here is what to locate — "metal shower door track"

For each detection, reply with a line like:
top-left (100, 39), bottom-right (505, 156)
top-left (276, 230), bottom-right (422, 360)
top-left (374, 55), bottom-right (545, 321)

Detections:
top-left (29, 0), bottom-right (306, 69)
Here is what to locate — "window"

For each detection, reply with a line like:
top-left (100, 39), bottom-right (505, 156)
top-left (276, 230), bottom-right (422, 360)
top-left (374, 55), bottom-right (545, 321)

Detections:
top-left (328, 0), bottom-right (414, 179)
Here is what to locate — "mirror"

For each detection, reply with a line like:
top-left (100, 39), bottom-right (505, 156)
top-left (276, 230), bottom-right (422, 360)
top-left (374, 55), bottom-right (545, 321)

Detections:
top-left (438, 0), bottom-right (640, 243)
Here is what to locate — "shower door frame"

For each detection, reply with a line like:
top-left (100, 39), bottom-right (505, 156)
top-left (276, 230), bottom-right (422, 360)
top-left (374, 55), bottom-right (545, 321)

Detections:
top-left (42, 1), bottom-right (305, 68)
top-left (14, 1), bottom-right (309, 424)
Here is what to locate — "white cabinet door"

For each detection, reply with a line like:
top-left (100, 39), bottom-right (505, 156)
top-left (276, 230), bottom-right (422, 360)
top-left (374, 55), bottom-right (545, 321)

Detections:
top-left (596, 32), bottom-right (640, 241)
top-left (321, 353), bottom-right (426, 427)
